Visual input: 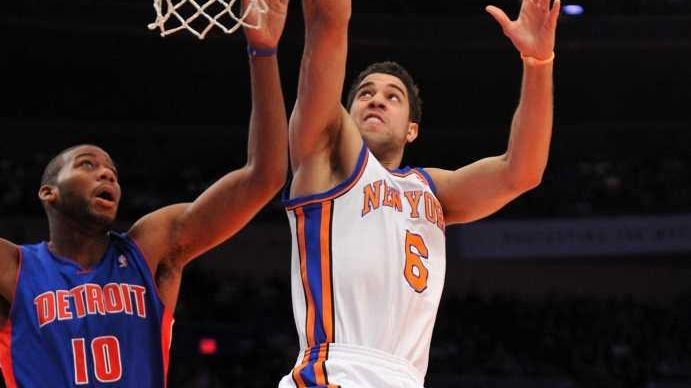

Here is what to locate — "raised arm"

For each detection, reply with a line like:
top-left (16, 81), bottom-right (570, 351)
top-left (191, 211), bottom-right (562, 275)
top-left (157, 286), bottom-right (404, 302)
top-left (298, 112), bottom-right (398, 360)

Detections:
top-left (128, 0), bottom-right (289, 271)
top-left (427, 0), bottom-right (560, 225)
top-left (0, 238), bottom-right (20, 319)
top-left (288, 0), bottom-right (362, 197)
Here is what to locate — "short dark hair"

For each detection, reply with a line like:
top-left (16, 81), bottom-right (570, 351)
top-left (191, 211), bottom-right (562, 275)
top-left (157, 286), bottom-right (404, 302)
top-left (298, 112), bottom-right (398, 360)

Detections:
top-left (346, 61), bottom-right (422, 124)
top-left (41, 144), bottom-right (98, 186)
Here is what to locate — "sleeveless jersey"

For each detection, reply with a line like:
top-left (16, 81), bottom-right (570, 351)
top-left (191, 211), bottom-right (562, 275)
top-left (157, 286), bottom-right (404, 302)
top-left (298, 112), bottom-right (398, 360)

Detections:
top-left (282, 145), bottom-right (446, 387)
top-left (0, 232), bottom-right (174, 387)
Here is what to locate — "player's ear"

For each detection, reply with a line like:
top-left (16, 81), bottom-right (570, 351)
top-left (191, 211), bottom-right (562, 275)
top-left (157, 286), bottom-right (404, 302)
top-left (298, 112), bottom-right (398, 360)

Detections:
top-left (405, 122), bottom-right (419, 143)
top-left (39, 185), bottom-right (58, 204)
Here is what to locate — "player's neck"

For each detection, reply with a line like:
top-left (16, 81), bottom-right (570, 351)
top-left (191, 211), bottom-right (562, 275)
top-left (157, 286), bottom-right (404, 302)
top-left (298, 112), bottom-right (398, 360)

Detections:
top-left (47, 222), bottom-right (110, 269)
top-left (374, 149), bottom-right (404, 171)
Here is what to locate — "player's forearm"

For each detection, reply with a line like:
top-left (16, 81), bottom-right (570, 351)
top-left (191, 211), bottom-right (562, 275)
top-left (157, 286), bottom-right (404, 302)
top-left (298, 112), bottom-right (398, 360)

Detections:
top-left (303, 0), bottom-right (351, 28)
top-left (504, 60), bottom-right (554, 189)
top-left (289, 0), bottom-right (350, 167)
top-left (246, 55), bottom-right (288, 195)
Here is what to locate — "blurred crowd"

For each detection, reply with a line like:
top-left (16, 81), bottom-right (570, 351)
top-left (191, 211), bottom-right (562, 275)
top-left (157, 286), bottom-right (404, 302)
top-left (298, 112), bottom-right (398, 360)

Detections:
top-left (165, 269), bottom-right (691, 388)
top-left (2, 136), bottom-right (688, 220)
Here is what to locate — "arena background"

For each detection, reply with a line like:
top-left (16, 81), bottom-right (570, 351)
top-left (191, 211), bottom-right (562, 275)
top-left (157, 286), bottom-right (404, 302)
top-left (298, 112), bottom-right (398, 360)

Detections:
top-left (1, 1), bottom-right (690, 387)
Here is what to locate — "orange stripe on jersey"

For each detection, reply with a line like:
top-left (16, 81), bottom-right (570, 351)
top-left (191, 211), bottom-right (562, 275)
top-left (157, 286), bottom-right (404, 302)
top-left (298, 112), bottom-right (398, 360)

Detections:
top-left (295, 207), bottom-right (316, 346)
top-left (291, 348), bottom-right (310, 388)
top-left (320, 202), bottom-right (335, 343)
top-left (313, 343), bottom-right (328, 385)
top-left (293, 344), bottom-right (341, 387)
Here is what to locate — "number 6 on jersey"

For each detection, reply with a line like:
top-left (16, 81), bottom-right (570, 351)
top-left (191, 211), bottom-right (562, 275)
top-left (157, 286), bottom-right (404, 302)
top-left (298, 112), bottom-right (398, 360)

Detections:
top-left (72, 336), bottom-right (123, 384)
top-left (404, 230), bottom-right (430, 293)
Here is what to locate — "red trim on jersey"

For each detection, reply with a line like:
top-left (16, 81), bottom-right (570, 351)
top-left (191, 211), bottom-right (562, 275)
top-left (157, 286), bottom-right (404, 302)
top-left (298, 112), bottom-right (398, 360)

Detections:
top-left (160, 308), bottom-right (174, 388)
top-left (0, 245), bottom-right (22, 388)
top-left (0, 319), bottom-right (16, 388)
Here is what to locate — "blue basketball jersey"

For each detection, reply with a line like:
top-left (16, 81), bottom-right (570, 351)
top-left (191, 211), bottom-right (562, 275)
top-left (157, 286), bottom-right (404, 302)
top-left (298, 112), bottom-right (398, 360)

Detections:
top-left (0, 232), bottom-right (174, 387)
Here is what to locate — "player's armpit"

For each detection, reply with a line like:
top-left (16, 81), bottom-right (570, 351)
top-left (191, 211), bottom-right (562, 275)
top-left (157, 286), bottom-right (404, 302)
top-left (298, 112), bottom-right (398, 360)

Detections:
top-left (288, 1), bottom-right (350, 172)
top-left (127, 204), bottom-right (188, 275)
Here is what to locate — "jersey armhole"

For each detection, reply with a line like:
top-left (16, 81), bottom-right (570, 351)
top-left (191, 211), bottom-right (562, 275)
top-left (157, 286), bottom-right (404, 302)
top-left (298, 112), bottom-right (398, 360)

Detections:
top-left (415, 168), bottom-right (438, 195)
top-left (284, 143), bottom-right (369, 209)
top-left (114, 233), bottom-right (170, 313)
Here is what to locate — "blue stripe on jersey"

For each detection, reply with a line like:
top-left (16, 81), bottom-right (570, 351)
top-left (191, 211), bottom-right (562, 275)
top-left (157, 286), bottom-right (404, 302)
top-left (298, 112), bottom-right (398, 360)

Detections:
top-left (303, 203), bottom-right (327, 344)
top-left (415, 167), bottom-right (437, 195)
top-left (299, 346), bottom-right (319, 385)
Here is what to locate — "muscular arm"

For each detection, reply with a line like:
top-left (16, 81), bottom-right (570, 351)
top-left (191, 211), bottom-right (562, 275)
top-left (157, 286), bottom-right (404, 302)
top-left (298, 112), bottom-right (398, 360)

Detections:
top-left (427, 0), bottom-right (559, 225)
top-left (288, 0), bottom-right (362, 198)
top-left (128, 51), bottom-right (288, 278)
top-left (428, 59), bottom-right (553, 224)
top-left (0, 238), bottom-right (20, 317)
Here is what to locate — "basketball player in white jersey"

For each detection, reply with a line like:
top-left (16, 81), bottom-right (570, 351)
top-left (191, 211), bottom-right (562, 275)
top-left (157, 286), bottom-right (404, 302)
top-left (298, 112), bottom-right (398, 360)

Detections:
top-left (279, 0), bottom-right (560, 387)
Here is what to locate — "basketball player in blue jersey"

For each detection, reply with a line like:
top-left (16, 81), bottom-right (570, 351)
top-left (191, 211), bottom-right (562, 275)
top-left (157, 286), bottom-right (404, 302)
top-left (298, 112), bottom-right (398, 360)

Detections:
top-left (280, 0), bottom-right (560, 387)
top-left (0, 0), bottom-right (289, 386)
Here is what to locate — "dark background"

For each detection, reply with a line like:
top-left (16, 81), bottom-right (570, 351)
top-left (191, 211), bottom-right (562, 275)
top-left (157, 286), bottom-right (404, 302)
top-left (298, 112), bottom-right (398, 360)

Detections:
top-left (1, 1), bottom-right (690, 387)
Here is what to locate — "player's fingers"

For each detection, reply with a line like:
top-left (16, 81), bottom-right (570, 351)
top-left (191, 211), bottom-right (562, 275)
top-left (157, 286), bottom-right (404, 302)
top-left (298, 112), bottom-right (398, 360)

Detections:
top-left (485, 6), bottom-right (512, 31)
top-left (548, 0), bottom-right (561, 28)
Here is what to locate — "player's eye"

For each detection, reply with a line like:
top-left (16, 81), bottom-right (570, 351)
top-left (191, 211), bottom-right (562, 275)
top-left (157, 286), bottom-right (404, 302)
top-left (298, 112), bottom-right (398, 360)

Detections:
top-left (359, 90), bottom-right (373, 99)
top-left (79, 160), bottom-right (95, 169)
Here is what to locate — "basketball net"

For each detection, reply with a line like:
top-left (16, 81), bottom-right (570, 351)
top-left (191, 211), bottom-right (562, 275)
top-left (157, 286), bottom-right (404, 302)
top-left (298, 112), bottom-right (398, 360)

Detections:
top-left (148, 0), bottom-right (267, 39)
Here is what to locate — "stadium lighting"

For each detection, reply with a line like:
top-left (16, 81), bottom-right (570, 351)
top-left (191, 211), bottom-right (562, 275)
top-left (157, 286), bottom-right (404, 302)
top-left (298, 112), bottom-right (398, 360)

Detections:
top-left (198, 337), bottom-right (218, 355)
top-left (563, 4), bottom-right (585, 16)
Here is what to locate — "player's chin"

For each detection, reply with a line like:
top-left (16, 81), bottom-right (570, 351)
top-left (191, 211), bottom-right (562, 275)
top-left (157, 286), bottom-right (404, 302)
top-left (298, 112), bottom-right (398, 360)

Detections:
top-left (90, 207), bottom-right (118, 226)
top-left (360, 120), bottom-right (388, 133)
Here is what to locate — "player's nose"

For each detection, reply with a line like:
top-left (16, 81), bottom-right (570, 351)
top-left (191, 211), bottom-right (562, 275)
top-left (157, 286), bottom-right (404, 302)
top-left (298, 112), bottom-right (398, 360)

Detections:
top-left (367, 92), bottom-right (387, 109)
top-left (98, 167), bottom-right (116, 183)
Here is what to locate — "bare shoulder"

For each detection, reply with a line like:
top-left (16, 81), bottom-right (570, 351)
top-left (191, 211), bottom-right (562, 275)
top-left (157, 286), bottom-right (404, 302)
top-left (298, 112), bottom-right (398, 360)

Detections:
top-left (127, 203), bottom-right (189, 273)
top-left (422, 167), bottom-right (451, 191)
top-left (0, 238), bottom-right (20, 303)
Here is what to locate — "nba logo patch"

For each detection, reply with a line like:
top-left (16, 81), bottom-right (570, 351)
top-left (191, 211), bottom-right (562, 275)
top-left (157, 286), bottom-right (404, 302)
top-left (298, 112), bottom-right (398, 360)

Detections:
top-left (118, 255), bottom-right (128, 268)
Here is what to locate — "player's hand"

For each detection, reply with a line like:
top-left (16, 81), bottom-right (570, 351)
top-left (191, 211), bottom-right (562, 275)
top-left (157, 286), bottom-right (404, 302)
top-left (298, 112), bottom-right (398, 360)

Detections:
top-left (242, 0), bottom-right (289, 50)
top-left (486, 0), bottom-right (560, 60)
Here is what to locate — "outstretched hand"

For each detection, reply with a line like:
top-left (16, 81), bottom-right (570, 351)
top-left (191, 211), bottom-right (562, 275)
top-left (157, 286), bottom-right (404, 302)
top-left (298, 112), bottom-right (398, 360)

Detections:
top-left (242, 0), bottom-right (289, 50)
top-left (486, 0), bottom-right (560, 60)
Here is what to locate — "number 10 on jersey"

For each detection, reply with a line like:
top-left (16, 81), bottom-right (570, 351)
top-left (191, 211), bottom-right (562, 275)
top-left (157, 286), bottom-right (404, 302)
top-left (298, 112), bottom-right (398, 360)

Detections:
top-left (72, 336), bottom-right (122, 384)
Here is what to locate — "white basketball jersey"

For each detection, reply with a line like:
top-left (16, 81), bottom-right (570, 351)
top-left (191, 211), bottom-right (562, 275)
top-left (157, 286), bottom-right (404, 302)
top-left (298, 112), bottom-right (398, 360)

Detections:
top-left (282, 145), bottom-right (446, 387)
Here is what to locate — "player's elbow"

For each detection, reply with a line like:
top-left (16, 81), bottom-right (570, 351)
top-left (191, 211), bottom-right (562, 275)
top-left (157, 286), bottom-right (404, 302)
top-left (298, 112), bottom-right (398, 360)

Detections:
top-left (508, 170), bottom-right (543, 194)
top-left (250, 167), bottom-right (287, 201)
top-left (308, 0), bottom-right (351, 28)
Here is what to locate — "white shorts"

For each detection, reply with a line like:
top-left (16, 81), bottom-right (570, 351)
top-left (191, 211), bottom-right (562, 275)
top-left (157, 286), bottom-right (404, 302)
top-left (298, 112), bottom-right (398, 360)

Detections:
top-left (278, 343), bottom-right (425, 388)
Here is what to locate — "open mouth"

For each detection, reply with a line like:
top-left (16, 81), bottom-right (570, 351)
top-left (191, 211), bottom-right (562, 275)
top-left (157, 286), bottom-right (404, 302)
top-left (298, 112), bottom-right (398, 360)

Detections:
top-left (94, 187), bottom-right (117, 206)
top-left (97, 191), bottom-right (114, 201)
